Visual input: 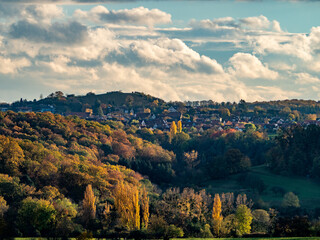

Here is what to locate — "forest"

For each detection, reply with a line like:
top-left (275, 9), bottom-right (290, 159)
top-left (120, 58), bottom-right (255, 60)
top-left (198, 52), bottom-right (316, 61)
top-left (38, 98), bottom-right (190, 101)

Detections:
top-left (1, 111), bottom-right (320, 238)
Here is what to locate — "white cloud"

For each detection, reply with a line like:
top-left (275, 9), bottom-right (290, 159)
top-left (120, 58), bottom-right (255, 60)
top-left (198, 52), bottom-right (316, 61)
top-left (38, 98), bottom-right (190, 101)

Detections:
top-left (74, 6), bottom-right (171, 27)
top-left (23, 4), bottom-right (64, 23)
top-left (9, 20), bottom-right (89, 45)
top-left (269, 62), bottom-right (296, 71)
top-left (240, 15), bottom-right (282, 32)
top-left (0, 4), bottom-right (318, 103)
top-left (228, 53), bottom-right (279, 80)
top-left (251, 34), bottom-right (312, 61)
top-left (106, 38), bottom-right (224, 75)
top-left (0, 56), bottom-right (31, 74)
top-left (294, 72), bottom-right (320, 85)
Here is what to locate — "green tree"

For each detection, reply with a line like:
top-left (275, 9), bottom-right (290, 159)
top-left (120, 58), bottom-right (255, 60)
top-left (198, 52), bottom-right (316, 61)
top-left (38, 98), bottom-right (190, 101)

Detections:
top-left (0, 196), bottom-right (8, 236)
top-left (165, 224), bottom-right (184, 240)
top-left (0, 196), bottom-right (8, 218)
top-left (282, 192), bottom-right (300, 208)
top-left (245, 123), bottom-right (256, 132)
top-left (224, 149), bottom-right (251, 174)
top-left (234, 204), bottom-right (253, 236)
top-left (54, 198), bottom-right (78, 236)
top-left (18, 197), bottom-right (57, 236)
top-left (220, 108), bottom-right (231, 118)
top-left (200, 224), bottom-right (213, 238)
top-left (252, 209), bottom-right (270, 233)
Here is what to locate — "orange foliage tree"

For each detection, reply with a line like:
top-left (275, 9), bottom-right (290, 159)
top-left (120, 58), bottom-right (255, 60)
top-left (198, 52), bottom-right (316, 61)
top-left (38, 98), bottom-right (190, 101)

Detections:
top-left (82, 184), bottom-right (96, 224)
top-left (212, 193), bottom-right (223, 236)
top-left (113, 181), bottom-right (140, 230)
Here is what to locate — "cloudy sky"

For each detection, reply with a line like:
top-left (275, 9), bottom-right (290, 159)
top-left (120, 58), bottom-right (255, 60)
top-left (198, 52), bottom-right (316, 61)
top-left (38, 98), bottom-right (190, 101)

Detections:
top-left (1, 0), bottom-right (320, 103)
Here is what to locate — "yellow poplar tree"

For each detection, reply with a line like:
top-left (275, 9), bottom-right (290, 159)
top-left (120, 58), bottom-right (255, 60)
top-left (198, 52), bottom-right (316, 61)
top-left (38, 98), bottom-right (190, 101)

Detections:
top-left (140, 187), bottom-right (149, 229)
top-left (212, 193), bottom-right (223, 236)
top-left (170, 121), bottom-right (177, 136)
top-left (114, 181), bottom-right (140, 230)
top-left (82, 184), bottom-right (96, 224)
top-left (177, 120), bottom-right (182, 133)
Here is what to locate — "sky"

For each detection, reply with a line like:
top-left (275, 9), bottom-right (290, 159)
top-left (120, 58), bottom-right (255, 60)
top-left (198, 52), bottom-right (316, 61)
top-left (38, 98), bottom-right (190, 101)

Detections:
top-left (1, 0), bottom-right (320, 103)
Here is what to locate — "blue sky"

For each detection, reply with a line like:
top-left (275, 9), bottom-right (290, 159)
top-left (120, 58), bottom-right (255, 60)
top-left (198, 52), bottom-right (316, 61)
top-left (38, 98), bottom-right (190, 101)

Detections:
top-left (1, 0), bottom-right (320, 102)
top-left (65, 1), bottom-right (320, 33)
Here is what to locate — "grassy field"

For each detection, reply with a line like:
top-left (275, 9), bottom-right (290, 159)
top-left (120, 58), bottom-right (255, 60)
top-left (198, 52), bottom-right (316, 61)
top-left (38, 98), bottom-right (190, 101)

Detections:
top-left (174, 238), bottom-right (320, 240)
top-left (173, 238), bottom-right (320, 240)
top-left (172, 237), bottom-right (320, 240)
top-left (14, 238), bottom-right (320, 240)
top-left (250, 165), bottom-right (320, 208)
top-left (204, 165), bottom-right (320, 209)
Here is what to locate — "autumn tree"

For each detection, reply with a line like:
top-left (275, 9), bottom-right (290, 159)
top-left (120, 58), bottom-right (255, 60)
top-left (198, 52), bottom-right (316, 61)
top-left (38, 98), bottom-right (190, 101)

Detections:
top-left (177, 120), bottom-right (182, 133)
top-left (212, 193), bottom-right (223, 236)
top-left (0, 196), bottom-right (8, 218)
top-left (0, 136), bottom-right (24, 175)
top-left (234, 204), bottom-right (253, 236)
top-left (306, 114), bottom-right (317, 121)
top-left (0, 196), bottom-right (8, 236)
top-left (170, 121), bottom-right (177, 136)
top-left (114, 181), bottom-right (140, 230)
top-left (140, 187), bottom-right (149, 229)
top-left (82, 184), bottom-right (96, 224)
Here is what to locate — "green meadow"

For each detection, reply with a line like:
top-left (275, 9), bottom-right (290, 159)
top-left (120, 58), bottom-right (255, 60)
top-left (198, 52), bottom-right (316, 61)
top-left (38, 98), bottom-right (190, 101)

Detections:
top-left (205, 165), bottom-right (320, 209)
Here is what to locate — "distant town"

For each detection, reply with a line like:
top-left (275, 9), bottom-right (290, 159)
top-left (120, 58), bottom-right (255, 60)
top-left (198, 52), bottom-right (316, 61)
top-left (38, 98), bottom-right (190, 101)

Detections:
top-left (1, 91), bottom-right (320, 135)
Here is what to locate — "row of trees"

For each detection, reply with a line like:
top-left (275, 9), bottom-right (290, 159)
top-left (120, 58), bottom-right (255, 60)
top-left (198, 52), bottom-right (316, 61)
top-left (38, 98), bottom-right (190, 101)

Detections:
top-left (1, 183), bottom-right (314, 238)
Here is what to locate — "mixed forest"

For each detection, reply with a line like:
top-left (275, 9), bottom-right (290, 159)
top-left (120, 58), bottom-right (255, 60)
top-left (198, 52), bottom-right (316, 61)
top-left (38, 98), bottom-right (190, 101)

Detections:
top-left (1, 93), bottom-right (320, 238)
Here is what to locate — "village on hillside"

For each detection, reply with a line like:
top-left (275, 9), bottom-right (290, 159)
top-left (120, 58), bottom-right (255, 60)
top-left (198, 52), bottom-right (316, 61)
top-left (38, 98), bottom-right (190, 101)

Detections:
top-left (1, 91), bottom-right (320, 135)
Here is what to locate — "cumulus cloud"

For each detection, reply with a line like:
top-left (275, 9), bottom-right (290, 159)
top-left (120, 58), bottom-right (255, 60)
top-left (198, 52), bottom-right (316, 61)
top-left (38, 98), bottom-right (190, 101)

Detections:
top-left (189, 15), bottom-right (282, 33)
top-left (240, 15), bottom-right (282, 32)
top-left (22, 4), bottom-right (64, 23)
top-left (105, 38), bottom-right (224, 75)
top-left (9, 20), bottom-right (88, 44)
top-left (250, 34), bottom-right (312, 60)
top-left (228, 53), bottom-right (279, 80)
top-left (74, 6), bottom-right (171, 27)
top-left (0, 56), bottom-right (31, 74)
top-left (0, 2), bottom-right (318, 103)
top-left (0, 3), bottom-right (64, 23)
top-left (294, 72), bottom-right (320, 85)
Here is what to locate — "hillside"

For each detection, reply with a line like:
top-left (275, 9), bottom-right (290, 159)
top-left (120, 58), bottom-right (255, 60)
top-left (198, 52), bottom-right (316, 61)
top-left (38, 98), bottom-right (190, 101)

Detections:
top-left (1, 111), bottom-right (320, 237)
top-left (8, 91), bottom-right (166, 114)
top-left (204, 165), bottom-right (320, 209)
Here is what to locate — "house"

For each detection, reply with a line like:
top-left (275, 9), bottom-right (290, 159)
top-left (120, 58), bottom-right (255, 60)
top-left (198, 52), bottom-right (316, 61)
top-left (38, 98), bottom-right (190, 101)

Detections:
top-left (85, 108), bottom-right (93, 116)
top-left (135, 112), bottom-right (151, 120)
top-left (40, 105), bottom-right (55, 113)
top-left (165, 112), bottom-right (182, 121)
top-left (168, 106), bottom-right (177, 113)
top-left (66, 112), bottom-right (91, 118)
top-left (143, 119), bottom-right (169, 130)
top-left (17, 107), bottom-right (32, 113)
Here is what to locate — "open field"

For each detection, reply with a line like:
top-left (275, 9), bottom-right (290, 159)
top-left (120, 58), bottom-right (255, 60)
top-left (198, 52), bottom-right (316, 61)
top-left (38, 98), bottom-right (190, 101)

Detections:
top-left (250, 165), bottom-right (320, 208)
top-left (174, 238), bottom-right (320, 240)
top-left (13, 238), bottom-right (320, 240)
top-left (204, 165), bottom-right (320, 209)
top-left (176, 238), bottom-right (320, 240)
